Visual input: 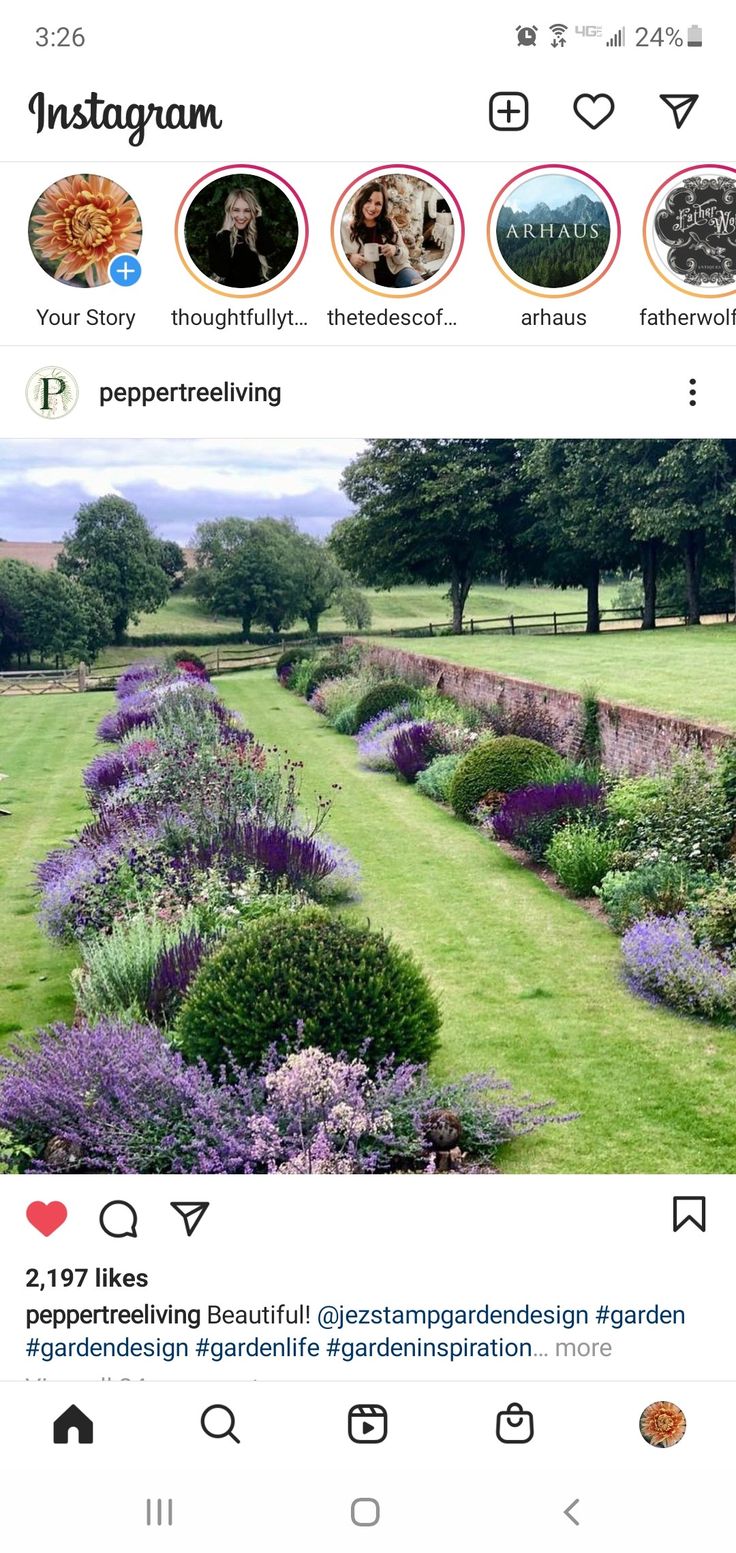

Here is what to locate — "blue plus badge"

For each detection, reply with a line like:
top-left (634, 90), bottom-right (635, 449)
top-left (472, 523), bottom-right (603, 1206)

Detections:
top-left (109, 253), bottom-right (142, 286)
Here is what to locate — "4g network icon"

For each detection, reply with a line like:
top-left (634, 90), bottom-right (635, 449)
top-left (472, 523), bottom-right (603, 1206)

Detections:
top-left (26, 364), bottom-right (79, 418)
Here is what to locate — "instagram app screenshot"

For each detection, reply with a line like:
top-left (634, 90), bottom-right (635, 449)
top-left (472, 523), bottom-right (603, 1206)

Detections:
top-left (0, 4), bottom-right (734, 1548)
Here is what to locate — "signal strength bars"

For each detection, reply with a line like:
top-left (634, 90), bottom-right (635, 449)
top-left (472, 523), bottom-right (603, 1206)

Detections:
top-left (606, 25), bottom-right (625, 46)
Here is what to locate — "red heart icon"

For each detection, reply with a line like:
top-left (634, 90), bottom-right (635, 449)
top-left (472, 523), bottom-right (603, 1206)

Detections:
top-left (26, 1201), bottom-right (67, 1236)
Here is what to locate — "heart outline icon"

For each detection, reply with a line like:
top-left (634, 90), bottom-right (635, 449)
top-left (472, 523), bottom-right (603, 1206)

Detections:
top-left (26, 1201), bottom-right (67, 1237)
top-left (574, 93), bottom-right (615, 129)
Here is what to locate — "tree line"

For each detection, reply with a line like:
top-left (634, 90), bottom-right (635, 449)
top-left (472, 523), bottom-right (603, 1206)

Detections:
top-left (0, 496), bottom-right (371, 668)
top-left (0, 497), bottom-right (183, 667)
top-left (192, 516), bottom-right (371, 636)
top-left (4, 440), bottom-right (734, 666)
top-left (332, 438), bottom-right (736, 633)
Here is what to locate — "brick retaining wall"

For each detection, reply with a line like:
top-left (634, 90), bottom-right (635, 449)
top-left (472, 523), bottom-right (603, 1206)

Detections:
top-left (348, 641), bottom-right (730, 776)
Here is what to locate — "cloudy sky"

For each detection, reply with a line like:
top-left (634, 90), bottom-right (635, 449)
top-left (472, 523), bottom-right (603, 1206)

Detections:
top-left (0, 440), bottom-right (365, 542)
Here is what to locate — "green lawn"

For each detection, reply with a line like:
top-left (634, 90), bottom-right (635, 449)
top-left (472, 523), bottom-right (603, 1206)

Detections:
top-left (383, 624), bottom-right (736, 731)
top-left (0, 693), bottom-right (112, 1044)
top-left (222, 671), bottom-right (736, 1174)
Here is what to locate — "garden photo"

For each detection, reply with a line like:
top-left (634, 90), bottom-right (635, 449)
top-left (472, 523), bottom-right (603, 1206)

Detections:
top-left (2, 436), bottom-right (736, 1176)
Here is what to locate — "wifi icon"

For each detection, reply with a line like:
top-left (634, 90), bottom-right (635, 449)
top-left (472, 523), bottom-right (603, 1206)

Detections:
top-left (550, 22), bottom-right (568, 46)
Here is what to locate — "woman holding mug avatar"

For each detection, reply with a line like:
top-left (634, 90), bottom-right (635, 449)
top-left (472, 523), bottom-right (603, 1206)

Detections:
top-left (208, 187), bottom-right (273, 288)
top-left (341, 181), bottom-right (423, 288)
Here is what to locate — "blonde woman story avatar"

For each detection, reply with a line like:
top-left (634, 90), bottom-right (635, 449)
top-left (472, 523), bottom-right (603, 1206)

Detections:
top-left (208, 187), bottom-right (273, 288)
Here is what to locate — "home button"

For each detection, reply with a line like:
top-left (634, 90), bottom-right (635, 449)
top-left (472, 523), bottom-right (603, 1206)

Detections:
top-left (53, 1404), bottom-right (94, 1444)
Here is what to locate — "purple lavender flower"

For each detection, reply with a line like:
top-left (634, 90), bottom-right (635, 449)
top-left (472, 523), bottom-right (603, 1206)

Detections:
top-left (146, 930), bottom-right (212, 1026)
top-left (237, 819), bottom-right (342, 893)
top-left (83, 740), bottom-right (157, 803)
top-left (0, 1020), bottom-right (255, 1174)
top-left (356, 703), bottom-right (412, 741)
top-left (0, 1022), bottom-right (575, 1175)
top-left (391, 721), bottom-right (439, 783)
top-left (358, 718), bottom-right (416, 771)
top-left (116, 662), bottom-right (162, 699)
top-left (490, 780), bottom-right (604, 860)
top-left (97, 692), bottom-right (157, 743)
top-left (622, 913), bottom-right (736, 1020)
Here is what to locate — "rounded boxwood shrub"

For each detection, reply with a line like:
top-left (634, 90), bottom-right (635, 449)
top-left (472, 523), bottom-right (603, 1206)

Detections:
top-left (276, 646), bottom-right (312, 680)
top-left (178, 907), bottom-right (441, 1072)
top-left (449, 735), bottom-right (563, 821)
top-left (303, 659), bottom-right (351, 697)
top-left (354, 680), bottom-right (415, 732)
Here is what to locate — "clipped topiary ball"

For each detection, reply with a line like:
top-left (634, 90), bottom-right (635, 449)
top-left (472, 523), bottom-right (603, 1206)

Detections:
top-left (354, 680), bottom-right (416, 732)
top-left (177, 907), bottom-right (441, 1072)
top-left (449, 735), bottom-right (563, 821)
top-left (275, 646), bottom-right (313, 678)
top-left (303, 659), bottom-right (351, 697)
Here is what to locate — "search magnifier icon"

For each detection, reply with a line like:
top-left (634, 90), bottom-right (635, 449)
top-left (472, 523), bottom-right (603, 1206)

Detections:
top-left (201, 1404), bottom-right (240, 1444)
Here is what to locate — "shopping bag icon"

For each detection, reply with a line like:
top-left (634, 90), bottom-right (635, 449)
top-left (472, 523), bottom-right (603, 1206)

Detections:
top-left (496, 1402), bottom-right (534, 1443)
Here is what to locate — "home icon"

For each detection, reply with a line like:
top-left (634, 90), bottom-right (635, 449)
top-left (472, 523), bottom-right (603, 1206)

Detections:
top-left (53, 1404), bottom-right (94, 1445)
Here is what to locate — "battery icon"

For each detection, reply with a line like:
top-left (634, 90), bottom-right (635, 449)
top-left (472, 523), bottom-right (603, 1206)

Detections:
top-left (687, 24), bottom-right (703, 45)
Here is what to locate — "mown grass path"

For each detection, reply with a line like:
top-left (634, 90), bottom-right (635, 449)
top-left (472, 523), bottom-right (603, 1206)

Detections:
top-left (0, 694), bottom-right (112, 1044)
top-left (225, 671), bottom-right (736, 1174)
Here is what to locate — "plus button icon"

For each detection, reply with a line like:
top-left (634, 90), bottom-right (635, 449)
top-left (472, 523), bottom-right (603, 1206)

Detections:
top-left (489, 92), bottom-right (529, 132)
top-left (108, 252), bottom-right (142, 286)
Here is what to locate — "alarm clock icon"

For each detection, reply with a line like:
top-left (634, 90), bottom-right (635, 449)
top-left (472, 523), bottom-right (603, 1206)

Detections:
top-left (516, 25), bottom-right (538, 45)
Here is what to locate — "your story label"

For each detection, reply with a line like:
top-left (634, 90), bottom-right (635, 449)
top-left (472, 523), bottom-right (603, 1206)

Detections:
top-left (36, 307), bottom-right (136, 331)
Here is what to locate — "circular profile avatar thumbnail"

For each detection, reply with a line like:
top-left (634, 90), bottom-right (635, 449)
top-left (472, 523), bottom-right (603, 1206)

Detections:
top-left (175, 165), bottom-right (308, 297)
top-left (644, 165), bottom-right (736, 295)
top-left (332, 166), bottom-right (463, 295)
top-left (488, 165), bottom-right (620, 297)
top-left (639, 1400), bottom-right (686, 1449)
top-left (29, 173), bottom-right (142, 288)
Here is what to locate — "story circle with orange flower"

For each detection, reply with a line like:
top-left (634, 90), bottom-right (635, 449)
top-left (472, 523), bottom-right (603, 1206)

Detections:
top-left (29, 173), bottom-right (142, 288)
top-left (639, 1399), bottom-right (687, 1448)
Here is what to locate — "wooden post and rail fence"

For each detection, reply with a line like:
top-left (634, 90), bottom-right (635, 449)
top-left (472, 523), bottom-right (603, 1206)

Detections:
top-left (0, 599), bottom-right (733, 693)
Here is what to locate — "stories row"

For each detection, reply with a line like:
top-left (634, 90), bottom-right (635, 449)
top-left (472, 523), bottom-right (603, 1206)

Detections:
top-left (27, 162), bottom-right (736, 300)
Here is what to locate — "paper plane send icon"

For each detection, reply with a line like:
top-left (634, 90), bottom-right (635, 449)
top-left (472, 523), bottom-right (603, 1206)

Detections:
top-left (171, 1201), bottom-right (209, 1237)
top-left (660, 94), bottom-right (699, 129)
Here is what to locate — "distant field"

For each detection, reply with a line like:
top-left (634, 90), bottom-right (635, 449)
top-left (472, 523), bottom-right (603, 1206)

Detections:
top-left (119, 581), bottom-right (618, 653)
top-left (383, 622), bottom-right (736, 730)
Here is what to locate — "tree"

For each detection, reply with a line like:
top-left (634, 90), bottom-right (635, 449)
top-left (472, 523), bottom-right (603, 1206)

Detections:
top-left (632, 441), bottom-right (729, 625)
top-left (339, 582), bottom-right (373, 631)
top-left (335, 439), bottom-right (520, 633)
top-left (58, 495), bottom-right (170, 642)
top-left (292, 534), bottom-right (344, 635)
top-left (155, 538), bottom-right (187, 589)
top-left (718, 440), bottom-right (736, 613)
top-left (612, 439), bottom-right (677, 629)
top-left (193, 516), bottom-right (307, 637)
top-left (517, 441), bottom-right (640, 633)
top-left (0, 559), bottom-right (111, 666)
top-left (0, 560), bottom-right (34, 667)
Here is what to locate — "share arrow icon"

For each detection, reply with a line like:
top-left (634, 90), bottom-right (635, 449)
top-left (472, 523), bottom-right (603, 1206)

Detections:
top-left (171, 1201), bottom-right (210, 1237)
top-left (660, 94), bottom-right (699, 128)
